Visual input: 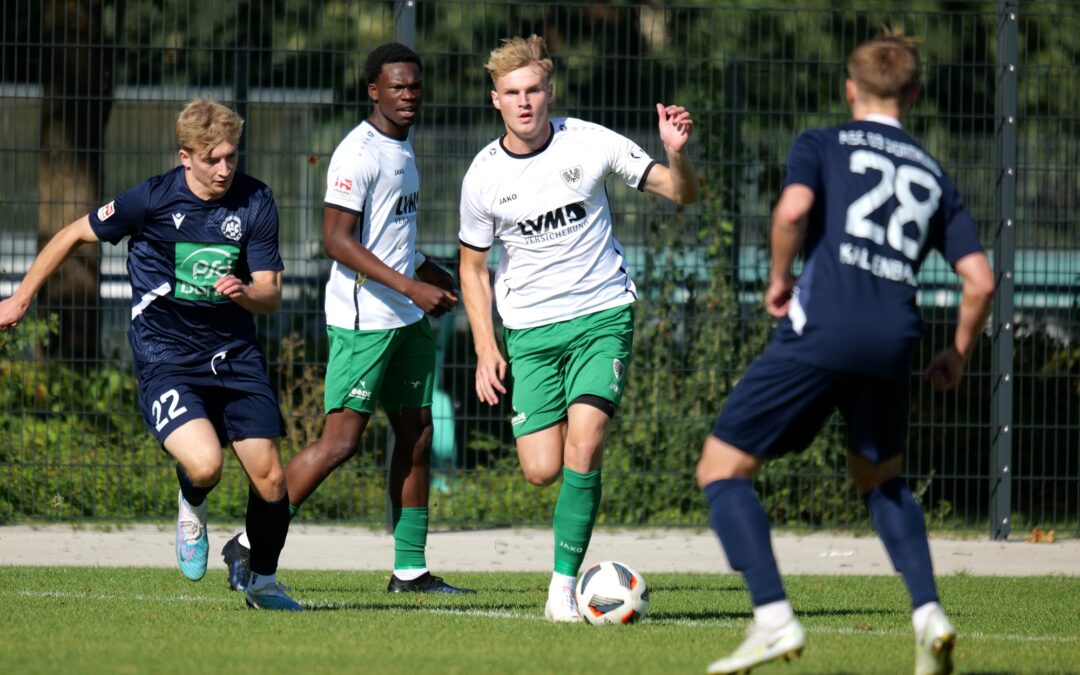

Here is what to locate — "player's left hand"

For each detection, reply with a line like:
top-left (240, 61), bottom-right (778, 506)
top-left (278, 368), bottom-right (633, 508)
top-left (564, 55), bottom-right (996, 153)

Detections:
top-left (922, 347), bottom-right (965, 391)
top-left (213, 274), bottom-right (249, 301)
top-left (416, 259), bottom-right (456, 295)
top-left (656, 103), bottom-right (693, 152)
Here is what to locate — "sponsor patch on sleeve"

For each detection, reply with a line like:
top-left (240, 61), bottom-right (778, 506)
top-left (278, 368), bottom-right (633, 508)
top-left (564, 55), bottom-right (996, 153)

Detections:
top-left (331, 176), bottom-right (353, 196)
top-left (96, 200), bottom-right (116, 221)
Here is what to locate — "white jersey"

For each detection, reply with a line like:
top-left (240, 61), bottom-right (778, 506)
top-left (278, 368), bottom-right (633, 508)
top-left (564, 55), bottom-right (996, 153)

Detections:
top-left (323, 120), bottom-right (422, 330)
top-left (459, 117), bottom-right (656, 329)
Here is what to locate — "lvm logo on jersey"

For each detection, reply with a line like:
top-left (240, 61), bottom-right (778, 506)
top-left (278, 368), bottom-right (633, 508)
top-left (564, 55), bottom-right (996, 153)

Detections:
top-left (395, 191), bottom-right (419, 216)
top-left (174, 242), bottom-right (239, 301)
top-left (516, 201), bottom-right (587, 238)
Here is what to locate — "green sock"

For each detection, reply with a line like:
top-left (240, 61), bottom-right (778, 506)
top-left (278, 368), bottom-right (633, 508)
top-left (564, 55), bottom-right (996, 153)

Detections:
top-left (288, 503), bottom-right (299, 519)
top-left (392, 507), bottom-right (429, 570)
top-left (552, 467), bottom-right (602, 577)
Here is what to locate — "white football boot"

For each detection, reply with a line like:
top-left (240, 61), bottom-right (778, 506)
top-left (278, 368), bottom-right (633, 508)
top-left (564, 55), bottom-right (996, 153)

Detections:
top-left (544, 585), bottom-right (584, 623)
top-left (914, 608), bottom-right (956, 675)
top-left (706, 619), bottom-right (805, 674)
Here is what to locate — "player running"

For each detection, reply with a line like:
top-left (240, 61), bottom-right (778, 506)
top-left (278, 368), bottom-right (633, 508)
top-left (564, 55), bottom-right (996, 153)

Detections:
top-left (221, 42), bottom-right (472, 595)
top-left (697, 28), bottom-right (994, 674)
top-left (458, 35), bottom-right (698, 621)
top-left (0, 99), bottom-right (301, 611)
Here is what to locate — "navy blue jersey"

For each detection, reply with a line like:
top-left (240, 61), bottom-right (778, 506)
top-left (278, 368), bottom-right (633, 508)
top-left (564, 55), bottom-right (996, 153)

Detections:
top-left (89, 167), bottom-right (283, 366)
top-left (768, 119), bottom-right (984, 376)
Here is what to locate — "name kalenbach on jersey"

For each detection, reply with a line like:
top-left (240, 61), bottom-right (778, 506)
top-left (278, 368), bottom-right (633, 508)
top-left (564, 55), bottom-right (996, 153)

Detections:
top-left (518, 201), bottom-right (587, 244)
top-left (838, 242), bottom-right (918, 287)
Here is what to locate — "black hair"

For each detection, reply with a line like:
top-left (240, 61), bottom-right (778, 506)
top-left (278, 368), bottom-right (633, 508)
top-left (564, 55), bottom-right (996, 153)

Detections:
top-left (364, 43), bottom-right (423, 85)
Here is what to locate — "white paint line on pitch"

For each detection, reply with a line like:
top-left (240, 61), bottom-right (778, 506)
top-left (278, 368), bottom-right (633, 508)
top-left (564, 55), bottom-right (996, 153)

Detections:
top-left (11, 590), bottom-right (1077, 645)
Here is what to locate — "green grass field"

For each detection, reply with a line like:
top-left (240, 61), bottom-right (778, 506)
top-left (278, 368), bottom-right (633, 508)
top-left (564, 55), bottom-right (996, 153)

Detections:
top-left (2, 567), bottom-right (1077, 674)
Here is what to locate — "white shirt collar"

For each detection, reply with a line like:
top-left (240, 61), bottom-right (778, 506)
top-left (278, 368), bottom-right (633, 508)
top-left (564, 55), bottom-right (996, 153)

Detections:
top-left (862, 113), bottom-right (902, 129)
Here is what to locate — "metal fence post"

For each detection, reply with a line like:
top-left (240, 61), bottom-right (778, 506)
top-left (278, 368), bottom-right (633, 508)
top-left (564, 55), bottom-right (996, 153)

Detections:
top-left (990, 0), bottom-right (1018, 540)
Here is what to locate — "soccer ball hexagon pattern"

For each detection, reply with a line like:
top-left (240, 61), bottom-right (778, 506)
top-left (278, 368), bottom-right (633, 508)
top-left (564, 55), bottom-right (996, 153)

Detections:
top-left (575, 560), bottom-right (649, 625)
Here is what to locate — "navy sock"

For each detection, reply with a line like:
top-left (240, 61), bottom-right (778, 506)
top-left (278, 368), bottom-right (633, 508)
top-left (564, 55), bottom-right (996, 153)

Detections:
top-left (175, 464), bottom-right (214, 507)
top-left (704, 478), bottom-right (787, 607)
top-left (246, 487), bottom-right (291, 576)
top-left (865, 477), bottom-right (938, 608)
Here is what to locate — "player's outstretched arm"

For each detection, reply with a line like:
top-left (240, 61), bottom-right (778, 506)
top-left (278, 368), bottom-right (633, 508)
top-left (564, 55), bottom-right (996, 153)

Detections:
top-left (765, 184), bottom-right (813, 317)
top-left (922, 251), bottom-right (995, 391)
top-left (214, 269), bottom-right (282, 313)
top-left (0, 215), bottom-right (99, 331)
top-left (323, 206), bottom-right (457, 316)
top-left (641, 103), bottom-right (698, 205)
top-left (458, 244), bottom-right (506, 406)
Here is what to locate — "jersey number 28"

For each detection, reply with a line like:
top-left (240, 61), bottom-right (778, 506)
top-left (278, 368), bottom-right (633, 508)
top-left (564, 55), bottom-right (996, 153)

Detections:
top-left (845, 150), bottom-right (941, 261)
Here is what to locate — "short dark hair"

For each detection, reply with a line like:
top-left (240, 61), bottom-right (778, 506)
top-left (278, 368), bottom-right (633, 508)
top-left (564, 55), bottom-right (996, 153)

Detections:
top-left (364, 43), bottom-right (423, 85)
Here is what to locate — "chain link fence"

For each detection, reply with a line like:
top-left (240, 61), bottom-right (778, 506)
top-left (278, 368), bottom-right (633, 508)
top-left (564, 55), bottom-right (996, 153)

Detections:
top-left (1, 0), bottom-right (1076, 535)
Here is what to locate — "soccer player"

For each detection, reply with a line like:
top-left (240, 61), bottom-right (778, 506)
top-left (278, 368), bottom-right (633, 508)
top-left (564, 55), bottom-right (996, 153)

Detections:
top-left (697, 29), bottom-right (994, 675)
top-left (221, 43), bottom-right (473, 595)
top-left (0, 99), bottom-right (301, 611)
top-left (458, 35), bottom-right (698, 621)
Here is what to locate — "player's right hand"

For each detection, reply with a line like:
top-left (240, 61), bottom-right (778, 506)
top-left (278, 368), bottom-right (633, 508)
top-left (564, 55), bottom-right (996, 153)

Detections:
top-left (0, 296), bottom-right (29, 331)
top-left (922, 347), bottom-right (965, 391)
top-left (408, 280), bottom-right (458, 317)
top-left (764, 275), bottom-right (795, 318)
top-left (474, 348), bottom-right (507, 406)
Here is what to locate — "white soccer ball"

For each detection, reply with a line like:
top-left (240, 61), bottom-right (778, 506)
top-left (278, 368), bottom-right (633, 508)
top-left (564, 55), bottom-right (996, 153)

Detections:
top-left (575, 560), bottom-right (650, 625)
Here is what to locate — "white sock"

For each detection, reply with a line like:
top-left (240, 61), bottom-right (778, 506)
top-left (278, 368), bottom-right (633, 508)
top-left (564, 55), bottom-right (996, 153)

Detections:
top-left (238, 532), bottom-right (250, 549)
top-left (248, 572), bottom-right (277, 590)
top-left (753, 599), bottom-right (795, 629)
top-left (912, 601), bottom-right (942, 635)
top-left (393, 568), bottom-right (428, 581)
top-left (178, 492), bottom-right (207, 524)
top-left (549, 571), bottom-right (576, 597)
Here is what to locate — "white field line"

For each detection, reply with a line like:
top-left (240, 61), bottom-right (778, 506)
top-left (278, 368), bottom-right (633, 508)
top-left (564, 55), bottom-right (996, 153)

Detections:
top-left (11, 590), bottom-right (1076, 645)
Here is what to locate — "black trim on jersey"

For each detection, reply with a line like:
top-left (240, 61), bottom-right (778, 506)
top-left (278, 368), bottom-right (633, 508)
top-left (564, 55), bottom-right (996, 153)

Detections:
top-left (352, 207), bottom-right (367, 330)
top-left (324, 201), bottom-right (363, 217)
top-left (459, 238), bottom-right (491, 252)
top-left (362, 119), bottom-right (409, 143)
top-left (612, 240), bottom-right (637, 300)
top-left (499, 122), bottom-right (556, 159)
top-left (571, 394), bottom-right (616, 419)
top-left (636, 160), bottom-right (659, 191)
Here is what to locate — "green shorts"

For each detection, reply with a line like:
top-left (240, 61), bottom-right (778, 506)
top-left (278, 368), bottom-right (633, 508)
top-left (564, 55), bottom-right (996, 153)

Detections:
top-left (324, 320), bottom-right (435, 415)
top-left (503, 304), bottom-right (634, 437)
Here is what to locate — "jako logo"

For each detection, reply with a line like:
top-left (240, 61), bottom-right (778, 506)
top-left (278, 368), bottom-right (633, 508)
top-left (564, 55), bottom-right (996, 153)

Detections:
top-left (517, 201), bottom-right (586, 236)
top-left (499, 193), bottom-right (517, 205)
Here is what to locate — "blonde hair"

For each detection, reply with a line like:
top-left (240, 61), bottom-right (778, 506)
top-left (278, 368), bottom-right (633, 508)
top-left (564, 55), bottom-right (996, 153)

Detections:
top-left (847, 26), bottom-right (921, 101)
top-left (484, 34), bottom-right (553, 85)
top-left (175, 98), bottom-right (244, 158)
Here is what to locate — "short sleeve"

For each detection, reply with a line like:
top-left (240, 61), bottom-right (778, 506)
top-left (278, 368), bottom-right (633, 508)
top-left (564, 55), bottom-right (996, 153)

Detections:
top-left (324, 148), bottom-right (378, 215)
top-left (930, 177), bottom-right (984, 266)
top-left (602, 126), bottom-right (656, 191)
top-left (88, 182), bottom-right (149, 245)
top-left (244, 188), bottom-right (284, 273)
top-left (458, 167), bottom-right (494, 250)
top-left (783, 130), bottom-right (823, 193)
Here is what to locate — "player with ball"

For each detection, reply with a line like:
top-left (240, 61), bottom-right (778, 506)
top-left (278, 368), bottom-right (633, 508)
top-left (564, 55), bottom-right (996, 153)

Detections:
top-left (458, 34), bottom-right (697, 622)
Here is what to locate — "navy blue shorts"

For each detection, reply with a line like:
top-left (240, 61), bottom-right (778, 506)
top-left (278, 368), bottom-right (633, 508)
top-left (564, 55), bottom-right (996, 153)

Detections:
top-left (711, 350), bottom-right (910, 466)
top-left (136, 344), bottom-right (285, 447)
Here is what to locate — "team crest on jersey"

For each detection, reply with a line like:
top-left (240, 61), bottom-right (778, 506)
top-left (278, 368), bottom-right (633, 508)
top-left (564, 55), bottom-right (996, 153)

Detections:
top-left (220, 215), bottom-right (242, 241)
top-left (97, 201), bottom-right (116, 221)
top-left (560, 165), bottom-right (583, 188)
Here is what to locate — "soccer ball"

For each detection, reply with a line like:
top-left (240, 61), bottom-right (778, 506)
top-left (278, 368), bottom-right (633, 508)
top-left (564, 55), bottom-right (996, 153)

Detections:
top-left (575, 560), bottom-right (649, 625)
